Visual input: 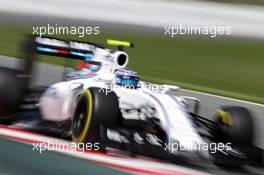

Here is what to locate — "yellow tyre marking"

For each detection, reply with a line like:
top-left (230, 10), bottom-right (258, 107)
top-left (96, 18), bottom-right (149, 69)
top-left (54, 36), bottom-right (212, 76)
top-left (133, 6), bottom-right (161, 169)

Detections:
top-left (217, 109), bottom-right (233, 126)
top-left (75, 89), bottom-right (93, 143)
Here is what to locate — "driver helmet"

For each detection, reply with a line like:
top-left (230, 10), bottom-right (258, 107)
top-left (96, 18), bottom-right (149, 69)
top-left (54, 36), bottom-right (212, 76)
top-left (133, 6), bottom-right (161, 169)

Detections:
top-left (114, 68), bottom-right (140, 89)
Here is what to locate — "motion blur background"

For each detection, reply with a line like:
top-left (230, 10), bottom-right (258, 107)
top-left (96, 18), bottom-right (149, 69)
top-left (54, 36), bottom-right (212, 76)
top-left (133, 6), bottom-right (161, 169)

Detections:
top-left (0, 0), bottom-right (264, 104)
top-left (1, 1), bottom-right (264, 175)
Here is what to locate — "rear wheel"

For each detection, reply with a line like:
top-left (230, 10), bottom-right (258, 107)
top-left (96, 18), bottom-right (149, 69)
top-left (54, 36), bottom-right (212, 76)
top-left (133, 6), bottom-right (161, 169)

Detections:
top-left (71, 87), bottom-right (121, 146)
top-left (0, 67), bottom-right (27, 116)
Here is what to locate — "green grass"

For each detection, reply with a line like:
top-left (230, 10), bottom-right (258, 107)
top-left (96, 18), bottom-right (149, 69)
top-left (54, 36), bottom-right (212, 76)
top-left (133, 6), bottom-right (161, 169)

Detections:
top-left (0, 25), bottom-right (264, 104)
top-left (201, 0), bottom-right (264, 6)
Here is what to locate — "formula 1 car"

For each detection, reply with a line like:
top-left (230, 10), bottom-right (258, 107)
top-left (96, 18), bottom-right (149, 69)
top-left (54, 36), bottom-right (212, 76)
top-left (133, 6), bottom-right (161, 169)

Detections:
top-left (0, 36), bottom-right (262, 168)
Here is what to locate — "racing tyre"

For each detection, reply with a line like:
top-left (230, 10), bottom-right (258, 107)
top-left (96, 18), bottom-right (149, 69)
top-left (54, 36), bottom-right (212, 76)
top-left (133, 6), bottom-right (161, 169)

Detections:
top-left (211, 106), bottom-right (262, 167)
top-left (71, 87), bottom-right (121, 145)
top-left (213, 106), bottom-right (254, 145)
top-left (0, 67), bottom-right (27, 116)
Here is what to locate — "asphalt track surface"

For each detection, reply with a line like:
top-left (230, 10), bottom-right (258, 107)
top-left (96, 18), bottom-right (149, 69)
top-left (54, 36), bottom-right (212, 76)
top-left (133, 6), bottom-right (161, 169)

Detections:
top-left (1, 56), bottom-right (264, 175)
top-left (0, 136), bottom-right (132, 175)
top-left (0, 126), bottom-right (213, 175)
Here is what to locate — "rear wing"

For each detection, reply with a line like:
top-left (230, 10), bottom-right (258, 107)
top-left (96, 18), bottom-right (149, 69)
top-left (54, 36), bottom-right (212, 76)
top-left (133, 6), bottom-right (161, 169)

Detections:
top-left (33, 35), bottom-right (103, 60)
top-left (20, 35), bottom-right (106, 84)
top-left (27, 35), bottom-right (134, 59)
top-left (21, 35), bottom-right (133, 82)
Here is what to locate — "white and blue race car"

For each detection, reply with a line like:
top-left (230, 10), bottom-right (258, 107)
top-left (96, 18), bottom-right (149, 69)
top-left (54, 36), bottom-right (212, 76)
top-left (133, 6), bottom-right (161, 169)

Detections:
top-left (0, 36), bottom-right (262, 167)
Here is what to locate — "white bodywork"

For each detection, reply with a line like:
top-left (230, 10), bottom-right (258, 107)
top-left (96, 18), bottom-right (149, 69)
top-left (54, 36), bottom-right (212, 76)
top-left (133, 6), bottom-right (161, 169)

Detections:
top-left (39, 47), bottom-right (207, 158)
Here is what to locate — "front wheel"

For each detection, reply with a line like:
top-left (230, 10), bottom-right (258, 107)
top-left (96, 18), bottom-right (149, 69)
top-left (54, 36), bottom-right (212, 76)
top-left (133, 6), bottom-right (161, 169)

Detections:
top-left (71, 87), bottom-right (121, 146)
top-left (213, 106), bottom-right (254, 145)
top-left (211, 106), bottom-right (257, 167)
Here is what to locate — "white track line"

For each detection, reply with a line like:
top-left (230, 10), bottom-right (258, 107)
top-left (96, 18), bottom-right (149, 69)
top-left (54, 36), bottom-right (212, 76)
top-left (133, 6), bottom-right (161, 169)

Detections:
top-left (181, 89), bottom-right (264, 108)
